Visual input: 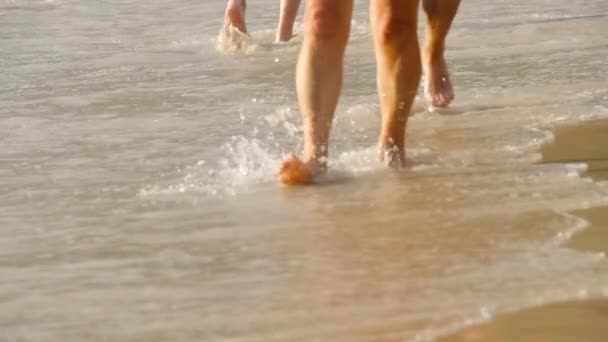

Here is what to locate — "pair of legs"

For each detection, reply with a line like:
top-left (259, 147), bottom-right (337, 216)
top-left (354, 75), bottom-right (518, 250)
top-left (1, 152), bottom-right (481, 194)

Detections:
top-left (279, 0), bottom-right (461, 184)
top-left (224, 0), bottom-right (303, 42)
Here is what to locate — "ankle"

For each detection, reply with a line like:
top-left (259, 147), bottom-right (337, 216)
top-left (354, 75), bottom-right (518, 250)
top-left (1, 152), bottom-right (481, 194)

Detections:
top-left (275, 29), bottom-right (293, 43)
top-left (423, 41), bottom-right (445, 63)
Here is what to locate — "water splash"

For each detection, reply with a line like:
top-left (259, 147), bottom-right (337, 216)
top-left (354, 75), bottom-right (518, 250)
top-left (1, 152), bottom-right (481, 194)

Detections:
top-left (140, 106), bottom-right (303, 197)
top-left (216, 25), bottom-right (258, 55)
top-left (140, 136), bottom-right (282, 197)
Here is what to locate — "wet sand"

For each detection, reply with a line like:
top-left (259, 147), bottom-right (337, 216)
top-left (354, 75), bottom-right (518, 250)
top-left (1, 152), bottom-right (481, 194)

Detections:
top-left (440, 119), bottom-right (608, 342)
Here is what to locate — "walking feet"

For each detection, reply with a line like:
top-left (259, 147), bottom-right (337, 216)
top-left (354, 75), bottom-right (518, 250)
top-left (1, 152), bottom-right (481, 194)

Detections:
top-left (278, 154), bottom-right (325, 185)
top-left (422, 50), bottom-right (454, 108)
top-left (224, 0), bottom-right (247, 33)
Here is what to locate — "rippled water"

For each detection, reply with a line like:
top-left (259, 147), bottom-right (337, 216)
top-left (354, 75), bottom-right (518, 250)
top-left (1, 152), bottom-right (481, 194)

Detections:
top-left (2, 0), bottom-right (608, 340)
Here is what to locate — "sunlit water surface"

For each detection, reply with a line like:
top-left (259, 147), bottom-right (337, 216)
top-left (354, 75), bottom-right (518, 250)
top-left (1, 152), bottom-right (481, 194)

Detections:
top-left (2, 0), bottom-right (608, 340)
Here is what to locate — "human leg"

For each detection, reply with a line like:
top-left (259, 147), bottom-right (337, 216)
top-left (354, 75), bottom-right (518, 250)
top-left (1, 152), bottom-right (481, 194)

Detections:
top-left (422, 0), bottom-right (460, 108)
top-left (370, 0), bottom-right (422, 167)
top-left (224, 0), bottom-right (248, 33)
top-left (279, 0), bottom-right (354, 184)
top-left (275, 0), bottom-right (302, 42)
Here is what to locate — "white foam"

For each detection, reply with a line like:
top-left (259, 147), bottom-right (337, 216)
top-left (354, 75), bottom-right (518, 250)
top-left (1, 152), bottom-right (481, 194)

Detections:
top-left (216, 25), bottom-right (258, 55)
top-left (140, 79), bottom-right (608, 198)
top-left (140, 136), bottom-right (282, 197)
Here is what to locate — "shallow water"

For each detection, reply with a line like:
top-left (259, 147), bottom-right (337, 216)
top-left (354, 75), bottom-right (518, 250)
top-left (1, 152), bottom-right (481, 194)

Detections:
top-left (2, 0), bottom-right (608, 341)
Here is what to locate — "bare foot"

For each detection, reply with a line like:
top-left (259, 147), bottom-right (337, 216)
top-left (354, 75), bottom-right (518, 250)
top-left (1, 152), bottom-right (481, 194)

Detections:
top-left (224, 0), bottom-right (247, 33)
top-left (274, 33), bottom-right (295, 44)
top-left (275, 31), bottom-right (299, 43)
top-left (278, 154), bottom-right (324, 185)
top-left (378, 144), bottom-right (406, 169)
top-left (422, 54), bottom-right (454, 108)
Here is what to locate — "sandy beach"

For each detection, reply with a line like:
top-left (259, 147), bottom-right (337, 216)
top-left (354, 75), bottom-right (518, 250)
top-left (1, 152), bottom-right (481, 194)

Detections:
top-left (441, 119), bottom-right (608, 342)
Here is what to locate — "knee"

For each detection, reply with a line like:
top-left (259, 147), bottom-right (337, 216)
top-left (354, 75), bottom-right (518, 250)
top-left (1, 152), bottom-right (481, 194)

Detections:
top-left (305, 2), bottom-right (350, 44)
top-left (375, 13), bottom-right (418, 45)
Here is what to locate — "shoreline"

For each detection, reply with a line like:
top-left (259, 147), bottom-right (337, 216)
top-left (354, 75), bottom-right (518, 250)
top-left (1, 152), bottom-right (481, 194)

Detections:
top-left (439, 119), bottom-right (608, 342)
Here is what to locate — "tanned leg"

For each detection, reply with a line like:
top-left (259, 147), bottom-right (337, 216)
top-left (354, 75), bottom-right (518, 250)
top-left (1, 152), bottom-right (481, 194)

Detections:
top-left (275, 0), bottom-right (302, 42)
top-left (422, 0), bottom-right (461, 108)
top-left (279, 0), bottom-right (354, 185)
top-left (224, 0), bottom-right (248, 33)
top-left (371, 0), bottom-right (422, 167)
